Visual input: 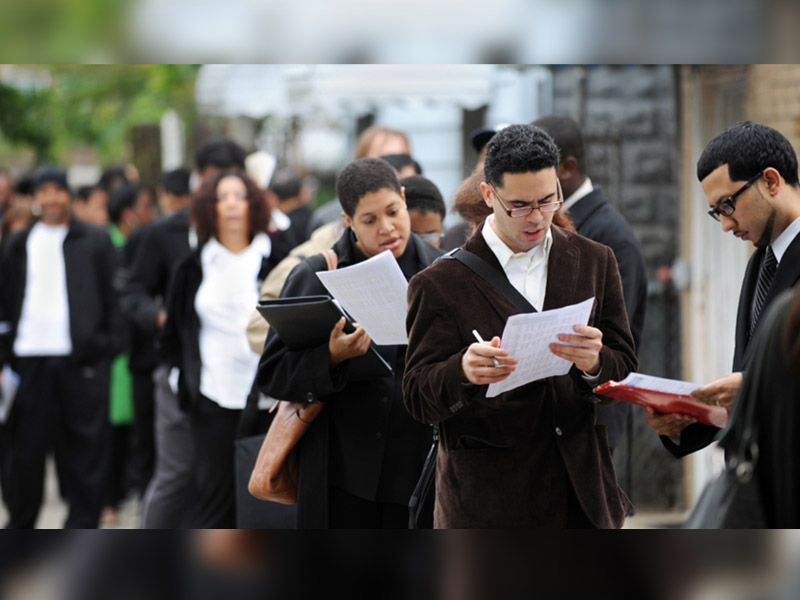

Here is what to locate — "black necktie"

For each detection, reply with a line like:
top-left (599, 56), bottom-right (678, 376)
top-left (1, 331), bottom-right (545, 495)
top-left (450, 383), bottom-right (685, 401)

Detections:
top-left (750, 246), bottom-right (777, 337)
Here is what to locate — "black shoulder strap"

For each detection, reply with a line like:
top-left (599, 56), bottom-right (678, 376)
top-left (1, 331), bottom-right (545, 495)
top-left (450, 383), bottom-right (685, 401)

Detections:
top-left (443, 247), bottom-right (536, 314)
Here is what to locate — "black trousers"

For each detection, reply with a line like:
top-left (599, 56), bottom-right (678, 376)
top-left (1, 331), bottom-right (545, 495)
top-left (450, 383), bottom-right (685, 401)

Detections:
top-left (3, 356), bottom-right (111, 529)
top-left (128, 370), bottom-right (155, 496)
top-left (190, 395), bottom-right (241, 528)
top-left (328, 485), bottom-right (408, 529)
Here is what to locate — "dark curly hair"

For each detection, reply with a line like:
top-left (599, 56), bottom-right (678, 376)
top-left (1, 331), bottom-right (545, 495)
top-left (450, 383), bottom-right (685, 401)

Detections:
top-left (336, 158), bottom-right (402, 217)
top-left (697, 121), bottom-right (800, 186)
top-left (483, 124), bottom-right (561, 188)
top-left (191, 171), bottom-right (270, 246)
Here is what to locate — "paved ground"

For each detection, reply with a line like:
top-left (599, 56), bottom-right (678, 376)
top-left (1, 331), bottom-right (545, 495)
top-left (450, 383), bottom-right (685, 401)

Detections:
top-left (1, 460), bottom-right (684, 529)
top-left (0, 458), bottom-right (141, 529)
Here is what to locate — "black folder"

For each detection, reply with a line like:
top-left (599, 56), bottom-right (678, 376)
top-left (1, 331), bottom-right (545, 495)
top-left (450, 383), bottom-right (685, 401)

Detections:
top-left (256, 295), bottom-right (393, 381)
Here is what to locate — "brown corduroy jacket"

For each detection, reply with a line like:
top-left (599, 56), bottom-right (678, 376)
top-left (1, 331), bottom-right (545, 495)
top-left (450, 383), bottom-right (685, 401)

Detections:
top-left (403, 223), bottom-right (637, 528)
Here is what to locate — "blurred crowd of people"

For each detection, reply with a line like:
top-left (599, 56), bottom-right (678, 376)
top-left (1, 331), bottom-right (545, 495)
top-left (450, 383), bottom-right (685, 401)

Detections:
top-left (0, 115), bottom-right (797, 531)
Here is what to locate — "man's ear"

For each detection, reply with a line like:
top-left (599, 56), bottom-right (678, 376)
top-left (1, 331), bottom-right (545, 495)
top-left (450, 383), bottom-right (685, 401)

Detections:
top-left (763, 167), bottom-right (782, 196)
top-left (341, 211), bottom-right (352, 228)
top-left (479, 181), bottom-right (493, 208)
top-left (558, 156), bottom-right (578, 179)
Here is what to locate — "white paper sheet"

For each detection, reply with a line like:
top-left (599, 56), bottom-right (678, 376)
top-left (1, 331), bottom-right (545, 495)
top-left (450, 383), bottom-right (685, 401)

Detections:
top-left (486, 297), bottom-right (595, 398)
top-left (618, 372), bottom-right (701, 396)
top-left (316, 249), bottom-right (409, 346)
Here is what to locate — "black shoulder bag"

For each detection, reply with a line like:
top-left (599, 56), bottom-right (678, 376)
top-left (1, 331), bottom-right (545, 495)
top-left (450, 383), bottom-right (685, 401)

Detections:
top-left (408, 248), bottom-right (536, 528)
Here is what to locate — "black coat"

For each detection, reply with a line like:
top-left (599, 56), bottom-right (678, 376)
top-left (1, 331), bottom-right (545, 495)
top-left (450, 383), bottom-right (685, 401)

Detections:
top-left (663, 231), bottom-right (800, 458)
top-left (0, 218), bottom-right (123, 368)
top-left (718, 288), bottom-right (800, 526)
top-left (120, 207), bottom-right (193, 336)
top-left (256, 230), bottom-right (443, 528)
top-left (159, 235), bottom-right (292, 410)
top-left (566, 187), bottom-right (648, 447)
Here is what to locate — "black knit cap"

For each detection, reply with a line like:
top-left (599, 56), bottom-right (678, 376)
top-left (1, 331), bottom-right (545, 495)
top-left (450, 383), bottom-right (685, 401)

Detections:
top-left (33, 167), bottom-right (70, 193)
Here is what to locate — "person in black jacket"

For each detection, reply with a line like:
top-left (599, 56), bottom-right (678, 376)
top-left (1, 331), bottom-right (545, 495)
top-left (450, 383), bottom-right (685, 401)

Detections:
top-left (0, 167), bottom-right (123, 528)
top-left (533, 114), bottom-right (647, 466)
top-left (160, 172), bottom-right (289, 528)
top-left (645, 121), bottom-right (800, 457)
top-left (257, 157), bottom-right (443, 528)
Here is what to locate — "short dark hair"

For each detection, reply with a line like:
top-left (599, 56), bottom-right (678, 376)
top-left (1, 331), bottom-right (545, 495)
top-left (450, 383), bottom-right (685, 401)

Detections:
top-left (191, 171), bottom-right (270, 246)
top-left (161, 168), bottom-right (191, 196)
top-left (33, 166), bottom-right (70, 194)
top-left (336, 158), bottom-right (402, 217)
top-left (268, 169), bottom-right (303, 201)
top-left (532, 114), bottom-right (586, 176)
top-left (98, 166), bottom-right (128, 191)
top-left (75, 185), bottom-right (94, 202)
top-left (15, 174), bottom-right (34, 196)
top-left (697, 121), bottom-right (800, 186)
top-left (108, 184), bottom-right (141, 224)
top-left (400, 175), bottom-right (445, 219)
top-left (194, 139), bottom-right (247, 173)
top-left (483, 124), bottom-right (561, 188)
top-left (380, 153), bottom-right (423, 176)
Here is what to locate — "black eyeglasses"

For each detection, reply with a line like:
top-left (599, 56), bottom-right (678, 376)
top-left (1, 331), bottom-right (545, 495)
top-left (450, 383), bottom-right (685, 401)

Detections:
top-left (707, 170), bottom-right (763, 222)
top-left (490, 179), bottom-right (563, 218)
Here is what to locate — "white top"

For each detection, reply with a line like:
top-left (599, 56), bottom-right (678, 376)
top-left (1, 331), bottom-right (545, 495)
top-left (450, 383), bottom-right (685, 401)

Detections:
top-left (481, 214), bottom-right (553, 312)
top-left (195, 233), bottom-right (271, 410)
top-left (14, 222), bottom-right (72, 357)
top-left (772, 214), bottom-right (800, 263)
top-left (561, 177), bottom-right (594, 213)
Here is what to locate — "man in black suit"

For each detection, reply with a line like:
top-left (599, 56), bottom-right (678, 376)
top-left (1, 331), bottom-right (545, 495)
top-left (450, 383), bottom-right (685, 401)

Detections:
top-left (646, 121), bottom-right (800, 456)
top-left (0, 167), bottom-right (123, 528)
top-left (121, 139), bottom-right (248, 528)
top-left (534, 114), bottom-right (648, 458)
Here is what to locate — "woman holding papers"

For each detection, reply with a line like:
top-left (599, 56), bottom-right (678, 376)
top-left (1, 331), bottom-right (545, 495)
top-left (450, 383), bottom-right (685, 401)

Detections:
top-left (160, 172), bottom-right (291, 527)
top-left (257, 158), bottom-right (442, 528)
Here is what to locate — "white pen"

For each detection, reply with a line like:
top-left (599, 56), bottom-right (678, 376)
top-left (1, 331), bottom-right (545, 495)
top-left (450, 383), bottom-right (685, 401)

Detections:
top-left (472, 329), bottom-right (501, 367)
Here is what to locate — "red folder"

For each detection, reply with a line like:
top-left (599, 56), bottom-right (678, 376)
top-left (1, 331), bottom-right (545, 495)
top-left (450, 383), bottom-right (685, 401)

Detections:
top-left (593, 380), bottom-right (728, 429)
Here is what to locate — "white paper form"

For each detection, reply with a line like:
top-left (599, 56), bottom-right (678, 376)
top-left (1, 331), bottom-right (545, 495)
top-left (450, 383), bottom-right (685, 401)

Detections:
top-left (618, 373), bottom-right (701, 396)
top-left (316, 249), bottom-right (409, 346)
top-left (486, 297), bottom-right (595, 398)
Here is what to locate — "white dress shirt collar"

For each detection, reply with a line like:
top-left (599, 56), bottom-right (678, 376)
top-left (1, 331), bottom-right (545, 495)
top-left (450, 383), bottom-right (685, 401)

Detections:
top-left (771, 214), bottom-right (800, 263)
top-left (561, 177), bottom-right (594, 213)
top-left (481, 214), bottom-right (553, 269)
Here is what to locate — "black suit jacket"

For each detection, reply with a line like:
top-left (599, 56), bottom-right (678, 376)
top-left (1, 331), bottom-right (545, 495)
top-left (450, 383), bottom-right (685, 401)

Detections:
top-left (567, 187), bottom-right (648, 448)
top-left (663, 231), bottom-right (800, 458)
top-left (120, 207), bottom-right (193, 336)
top-left (0, 218), bottom-right (123, 368)
top-left (257, 230), bottom-right (443, 528)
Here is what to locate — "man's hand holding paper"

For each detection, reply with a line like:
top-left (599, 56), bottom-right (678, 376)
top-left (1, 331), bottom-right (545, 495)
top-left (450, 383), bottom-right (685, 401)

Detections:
top-left (483, 297), bottom-right (596, 398)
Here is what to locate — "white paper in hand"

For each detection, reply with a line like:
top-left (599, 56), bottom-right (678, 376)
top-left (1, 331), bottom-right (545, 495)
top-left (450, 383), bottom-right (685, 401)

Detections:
top-left (316, 249), bottom-right (409, 345)
top-left (486, 297), bottom-right (595, 398)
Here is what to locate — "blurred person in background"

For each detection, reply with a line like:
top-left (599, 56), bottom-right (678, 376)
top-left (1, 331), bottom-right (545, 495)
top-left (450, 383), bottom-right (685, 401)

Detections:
top-left (534, 114), bottom-right (647, 474)
top-left (73, 185), bottom-right (110, 227)
top-left (257, 157), bottom-right (442, 528)
top-left (646, 121), bottom-right (800, 458)
top-left (121, 138), bottom-right (249, 528)
top-left (268, 169), bottom-right (313, 246)
top-left (440, 165), bottom-right (494, 251)
top-left (98, 165), bottom-right (130, 192)
top-left (0, 167), bottom-right (123, 528)
top-left (306, 125), bottom-right (412, 238)
top-left (160, 171), bottom-right (289, 528)
top-left (401, 174), bottom-right (446, 248)
top-left (0, 169), bottom-right (12, 226)
top-left (157, 167), bottom-right (192, 216)
top-left (381, 153), bottom-right (423, 179)
top-left (101, 184), bottom-right (155, 526)
top-left (0, 175), bottom-right (36, 252)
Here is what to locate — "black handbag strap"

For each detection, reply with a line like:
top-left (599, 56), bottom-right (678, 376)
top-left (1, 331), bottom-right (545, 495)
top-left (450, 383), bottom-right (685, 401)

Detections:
top-left (442, 247), bottom-right (537, 314)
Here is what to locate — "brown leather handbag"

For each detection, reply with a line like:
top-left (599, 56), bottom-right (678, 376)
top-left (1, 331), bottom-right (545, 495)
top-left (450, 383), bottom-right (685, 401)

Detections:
top-left (248, 248), bottom-right (337, 504)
